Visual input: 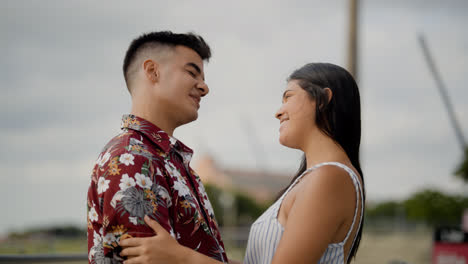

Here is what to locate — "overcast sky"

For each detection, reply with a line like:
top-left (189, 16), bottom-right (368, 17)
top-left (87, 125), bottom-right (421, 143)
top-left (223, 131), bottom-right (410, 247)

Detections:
top-left (1, 0), bottom-right (467, 235)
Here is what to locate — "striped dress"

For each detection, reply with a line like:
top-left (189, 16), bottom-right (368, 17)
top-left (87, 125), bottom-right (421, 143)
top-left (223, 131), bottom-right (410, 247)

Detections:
top-left (244, 162), bottom-right (364, 264)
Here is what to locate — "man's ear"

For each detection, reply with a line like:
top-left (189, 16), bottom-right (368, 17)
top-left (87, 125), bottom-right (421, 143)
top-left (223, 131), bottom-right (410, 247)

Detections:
top-left (143, 59), bottom-right (159, 83)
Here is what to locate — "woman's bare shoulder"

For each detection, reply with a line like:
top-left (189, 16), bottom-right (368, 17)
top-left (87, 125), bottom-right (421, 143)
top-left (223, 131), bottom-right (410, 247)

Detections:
top-left (296, 164), bottom-right (358, 210)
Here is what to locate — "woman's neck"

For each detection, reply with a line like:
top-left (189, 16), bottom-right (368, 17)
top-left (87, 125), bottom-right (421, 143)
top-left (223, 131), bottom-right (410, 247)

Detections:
top-left (302, 131), bottom-right (348, 169)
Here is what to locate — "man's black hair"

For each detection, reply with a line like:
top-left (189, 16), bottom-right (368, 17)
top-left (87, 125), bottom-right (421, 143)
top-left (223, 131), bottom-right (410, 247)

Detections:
top-left (123, 31), bottom-right (211, 88)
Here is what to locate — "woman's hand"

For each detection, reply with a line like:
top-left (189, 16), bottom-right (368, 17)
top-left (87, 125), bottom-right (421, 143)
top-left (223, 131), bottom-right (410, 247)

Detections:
top-left (120, 215), bottom-right (185, 264)
top-left (120, 215), bottom-right (238, 264)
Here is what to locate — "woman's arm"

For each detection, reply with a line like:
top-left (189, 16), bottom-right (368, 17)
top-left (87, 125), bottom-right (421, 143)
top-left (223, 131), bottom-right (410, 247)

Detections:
top-left (120, 215), bottom-right (240, 264)
top-left (271, 166), bottom-right (355, 263)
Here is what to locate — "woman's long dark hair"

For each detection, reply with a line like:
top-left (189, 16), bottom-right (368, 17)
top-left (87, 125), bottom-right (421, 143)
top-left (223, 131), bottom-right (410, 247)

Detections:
top-left (277, 63), bottom-right (365, 263)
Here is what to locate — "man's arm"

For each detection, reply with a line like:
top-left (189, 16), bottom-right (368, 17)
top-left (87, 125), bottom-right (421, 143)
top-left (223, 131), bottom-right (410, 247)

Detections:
top-left (87, 151), bottom-right (173, 262)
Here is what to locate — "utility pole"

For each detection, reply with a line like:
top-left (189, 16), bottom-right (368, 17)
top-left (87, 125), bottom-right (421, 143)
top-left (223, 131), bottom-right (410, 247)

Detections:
top-left (240, 116), bottom-right (268, 171)
top-left (418, 34), bottom-right (467, 150)
top-left (347, 0), bottom-right (359, 81)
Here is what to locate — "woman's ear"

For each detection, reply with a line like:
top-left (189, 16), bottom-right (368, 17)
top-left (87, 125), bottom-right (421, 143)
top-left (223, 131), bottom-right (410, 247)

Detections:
top-left (323, 87), bottom-right (333, 103)
top-left (318, 88), bottom-right (333, 110)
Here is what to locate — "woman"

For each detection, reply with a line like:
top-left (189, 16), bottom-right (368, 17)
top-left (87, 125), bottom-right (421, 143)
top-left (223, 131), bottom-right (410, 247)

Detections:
top-left (120, 62), bottom-right (365, 264)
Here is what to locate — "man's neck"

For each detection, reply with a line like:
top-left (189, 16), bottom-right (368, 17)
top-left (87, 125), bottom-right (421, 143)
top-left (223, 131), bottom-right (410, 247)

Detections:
top-left (130, 104), bottom-right (176, 137)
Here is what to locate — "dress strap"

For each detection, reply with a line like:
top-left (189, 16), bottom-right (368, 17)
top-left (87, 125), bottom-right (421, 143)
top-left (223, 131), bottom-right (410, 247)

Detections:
top-left (278, 164), bottom-right (319, 201)
top-left (312, 162), bottom-right (363, 263)
top-left (277, 162), bottom-right (363, 248)
top-left (273, 165), bottom-right (320, 219)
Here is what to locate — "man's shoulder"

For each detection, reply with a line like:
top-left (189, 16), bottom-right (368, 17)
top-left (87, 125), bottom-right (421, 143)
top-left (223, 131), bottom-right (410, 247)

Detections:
top-left (98, 129), bottom-right (167, 167)
top-left (91, 130), bottom-right (171, 185)
top-left (99, 130), bottom-right (139, 154)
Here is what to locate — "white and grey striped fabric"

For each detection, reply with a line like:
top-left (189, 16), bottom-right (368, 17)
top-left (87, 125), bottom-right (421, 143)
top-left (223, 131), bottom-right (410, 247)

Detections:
top-left (244, 162), bottom-right (364, 264)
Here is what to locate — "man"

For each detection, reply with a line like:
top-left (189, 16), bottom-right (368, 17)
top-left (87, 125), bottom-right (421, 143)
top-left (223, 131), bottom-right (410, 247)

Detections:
top-left (87, 31), bottom-right (228, 263)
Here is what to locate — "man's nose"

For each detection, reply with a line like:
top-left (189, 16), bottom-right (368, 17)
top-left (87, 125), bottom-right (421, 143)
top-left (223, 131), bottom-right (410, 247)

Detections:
top-left (197, 81), bottom-right (209, 97)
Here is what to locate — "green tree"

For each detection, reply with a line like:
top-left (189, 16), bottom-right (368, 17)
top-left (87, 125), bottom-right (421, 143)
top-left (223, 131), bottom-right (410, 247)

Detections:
top-left (403, 189), bottom-right (468, 226)
top-left (204, 184), bottom-right (225, 226)
top-left (233, 191), bottom-right (270, 225)
top-left (366, 201), bottom-right (403, 220)
top-left (204, 183), bottom-right (271, 226)
top-left (455, 146), bottom-right (468, 183)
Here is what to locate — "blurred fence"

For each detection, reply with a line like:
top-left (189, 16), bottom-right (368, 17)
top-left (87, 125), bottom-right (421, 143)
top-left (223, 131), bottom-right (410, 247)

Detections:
top-left (0, 254), bottom-right (87, 263)
top-left (0, 223), bottom-right (451, 264)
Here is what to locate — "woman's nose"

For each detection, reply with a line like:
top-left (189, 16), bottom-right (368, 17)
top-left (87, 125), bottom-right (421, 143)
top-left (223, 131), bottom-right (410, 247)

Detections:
top-left (275, 107), bottom-right (283, 120)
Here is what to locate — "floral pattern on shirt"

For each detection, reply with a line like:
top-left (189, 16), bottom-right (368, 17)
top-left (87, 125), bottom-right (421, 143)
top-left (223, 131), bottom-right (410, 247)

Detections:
top-left (87, 114), bottom-right (227, 263)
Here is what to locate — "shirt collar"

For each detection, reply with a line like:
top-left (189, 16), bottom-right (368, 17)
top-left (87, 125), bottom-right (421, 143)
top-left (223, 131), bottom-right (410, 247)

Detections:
top-left (121, 114), bottom-right (194, 160)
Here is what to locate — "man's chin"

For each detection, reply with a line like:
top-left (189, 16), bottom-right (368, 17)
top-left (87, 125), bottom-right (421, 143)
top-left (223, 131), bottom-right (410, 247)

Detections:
top-left (181, 112), bottom-right (198, 125)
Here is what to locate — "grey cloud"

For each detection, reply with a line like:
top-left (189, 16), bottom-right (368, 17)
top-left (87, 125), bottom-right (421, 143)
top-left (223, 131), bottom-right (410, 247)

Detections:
top-left (1, 0), bottom-right (468, 234)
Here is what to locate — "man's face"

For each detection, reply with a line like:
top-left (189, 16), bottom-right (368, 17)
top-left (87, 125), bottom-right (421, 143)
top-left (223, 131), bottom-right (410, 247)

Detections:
top-left (155, 45), bottom-right (209, 127)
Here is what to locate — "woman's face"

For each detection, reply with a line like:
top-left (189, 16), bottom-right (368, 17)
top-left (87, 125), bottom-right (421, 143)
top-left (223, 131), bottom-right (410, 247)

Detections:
top-left (275, 80), bottom-right (317, 149)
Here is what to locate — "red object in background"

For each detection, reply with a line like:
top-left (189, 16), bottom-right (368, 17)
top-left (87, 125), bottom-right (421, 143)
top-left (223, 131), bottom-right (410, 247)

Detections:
top-left (432, 227), bottom-right (468, 264)
top-left (433, 244), bottom-right (468, 263)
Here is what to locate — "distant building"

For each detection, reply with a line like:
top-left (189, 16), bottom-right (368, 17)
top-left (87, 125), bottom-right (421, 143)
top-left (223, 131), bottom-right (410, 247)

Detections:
top-left (194, 155), bottom-right (291, 202)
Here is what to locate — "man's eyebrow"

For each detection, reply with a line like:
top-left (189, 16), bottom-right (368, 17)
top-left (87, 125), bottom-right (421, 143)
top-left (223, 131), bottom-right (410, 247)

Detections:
top-left (186, 63), bottom-right (201, 74)
top-left (186, 62), bottom-right (204, 80)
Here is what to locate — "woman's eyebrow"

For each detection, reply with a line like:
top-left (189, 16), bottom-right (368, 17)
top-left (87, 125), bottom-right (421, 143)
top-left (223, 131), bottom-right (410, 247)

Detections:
top-left (282, 89), bottom-right (293, 99)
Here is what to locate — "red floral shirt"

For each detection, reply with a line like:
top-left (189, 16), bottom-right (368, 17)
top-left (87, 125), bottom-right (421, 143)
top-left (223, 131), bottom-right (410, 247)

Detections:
top-left (87, 114), bottom-right (227, 263)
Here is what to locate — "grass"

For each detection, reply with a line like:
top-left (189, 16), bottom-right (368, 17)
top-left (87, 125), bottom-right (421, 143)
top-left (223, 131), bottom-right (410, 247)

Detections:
top-left (223, 228), bottom-right (434, 264)
top-left (0, 237), bottom-right (87, 254)
top-left (354, 230), bottom-right (432, 264)
top-left (0, 229), bottom-right (433, 264)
